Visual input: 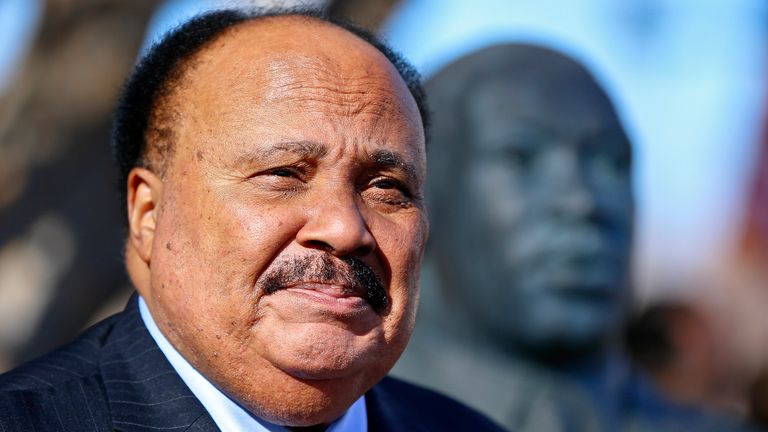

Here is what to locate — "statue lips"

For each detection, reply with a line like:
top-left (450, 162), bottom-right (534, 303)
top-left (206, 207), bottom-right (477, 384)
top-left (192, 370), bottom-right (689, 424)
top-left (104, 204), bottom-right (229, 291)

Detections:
top-left (523, 240), bottom-right (620, 302)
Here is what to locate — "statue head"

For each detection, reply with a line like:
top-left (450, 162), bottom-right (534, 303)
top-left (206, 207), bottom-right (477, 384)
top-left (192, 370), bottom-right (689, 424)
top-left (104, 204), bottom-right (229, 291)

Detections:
top-left (427, 44), bottom-right (634, 359)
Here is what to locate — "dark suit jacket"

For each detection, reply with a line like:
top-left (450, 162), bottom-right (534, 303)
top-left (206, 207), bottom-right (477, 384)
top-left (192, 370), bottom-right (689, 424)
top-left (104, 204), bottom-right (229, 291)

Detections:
top-left (0, 295), bottom-right (504, 431)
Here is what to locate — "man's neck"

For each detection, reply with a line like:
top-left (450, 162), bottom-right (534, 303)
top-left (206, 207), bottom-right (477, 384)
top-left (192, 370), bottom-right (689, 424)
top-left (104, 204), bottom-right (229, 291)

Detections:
top-left (137, 296), bottom-right (368, 432)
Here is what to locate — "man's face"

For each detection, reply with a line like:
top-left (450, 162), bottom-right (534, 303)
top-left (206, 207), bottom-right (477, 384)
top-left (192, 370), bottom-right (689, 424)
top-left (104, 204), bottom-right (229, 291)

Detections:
top-left (135, 20), bottom-right (427, 425)
top-left (439, 74), bottom-right (632, 355)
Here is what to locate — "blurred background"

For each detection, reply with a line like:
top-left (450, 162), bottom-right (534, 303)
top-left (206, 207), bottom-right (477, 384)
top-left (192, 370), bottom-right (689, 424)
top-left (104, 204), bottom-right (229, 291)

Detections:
top-left (1, 0), bottom-right (767, 429)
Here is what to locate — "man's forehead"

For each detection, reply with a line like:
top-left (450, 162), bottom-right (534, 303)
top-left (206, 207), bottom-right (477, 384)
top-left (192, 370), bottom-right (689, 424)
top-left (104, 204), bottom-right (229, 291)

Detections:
top-left (173, 16), bottom-right (419, 126)
top-left (186, 16), bottom-right (401, 91)
top-left (162, 15), bottom-right (424, 171)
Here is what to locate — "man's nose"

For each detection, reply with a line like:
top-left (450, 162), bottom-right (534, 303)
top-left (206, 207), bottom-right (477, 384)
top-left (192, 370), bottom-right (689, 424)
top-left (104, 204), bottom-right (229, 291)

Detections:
top-left (296, 192), bottom-right (377, 257)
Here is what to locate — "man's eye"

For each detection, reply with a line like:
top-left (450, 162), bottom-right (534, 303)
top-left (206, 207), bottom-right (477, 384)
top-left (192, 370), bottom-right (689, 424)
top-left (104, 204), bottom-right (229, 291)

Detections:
top-left (364, 177), bottom-right (418, 209)
top-left (371, 178), bottom-right (412, 196)
top-left (373, 179), bottom-right (398, 190)
top-left (269, 167), bottom-right (298, 178)
top-left (247, 166), bottom-right (308, 196)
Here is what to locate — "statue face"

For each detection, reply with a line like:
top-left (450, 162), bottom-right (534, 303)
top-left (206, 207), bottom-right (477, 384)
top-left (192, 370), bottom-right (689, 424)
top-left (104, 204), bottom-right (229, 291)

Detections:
top-left (437, 74), bottom-right (633, 354)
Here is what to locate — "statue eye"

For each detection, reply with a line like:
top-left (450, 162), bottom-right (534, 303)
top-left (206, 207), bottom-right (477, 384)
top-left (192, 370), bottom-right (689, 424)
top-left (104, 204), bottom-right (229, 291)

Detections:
top-left (502, 146), bottom-right (535, 168)
top-left (592, 153), bottom-right (630, 177)
top-left (583, 135), bottom-right (632, 176)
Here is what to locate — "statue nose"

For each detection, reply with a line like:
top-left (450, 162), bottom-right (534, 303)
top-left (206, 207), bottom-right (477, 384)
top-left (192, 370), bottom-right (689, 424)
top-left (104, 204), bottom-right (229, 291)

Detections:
top-left (545, 149), bottom-right (597, 220)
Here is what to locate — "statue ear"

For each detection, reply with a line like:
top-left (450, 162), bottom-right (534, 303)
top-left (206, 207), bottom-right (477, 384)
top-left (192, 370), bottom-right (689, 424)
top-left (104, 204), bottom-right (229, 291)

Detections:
top-left (126, 167), bottom-right (163, 264)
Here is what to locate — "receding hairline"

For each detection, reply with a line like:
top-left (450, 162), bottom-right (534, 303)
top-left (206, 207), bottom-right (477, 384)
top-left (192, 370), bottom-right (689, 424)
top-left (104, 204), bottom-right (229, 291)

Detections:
top-left (181, 14), bottom-right (417, 99)
top-left (225, 13), bottom-right (383, 50)
top-left (143, 13), bottom-right (422, 176)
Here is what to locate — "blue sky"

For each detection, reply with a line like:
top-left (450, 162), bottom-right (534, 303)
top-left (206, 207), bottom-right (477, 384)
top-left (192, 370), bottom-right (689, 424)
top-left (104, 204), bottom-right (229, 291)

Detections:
top-left (0, 0), bottom-right (40, 90)
top-left (2, 0), bottom-right (766, 296)
top-left (382, 0), bottom-right (768, 294)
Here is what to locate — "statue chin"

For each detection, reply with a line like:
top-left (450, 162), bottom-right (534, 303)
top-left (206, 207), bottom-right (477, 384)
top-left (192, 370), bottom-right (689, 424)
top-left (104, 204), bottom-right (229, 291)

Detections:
top-left (475, 291), bottom-right (620, 363)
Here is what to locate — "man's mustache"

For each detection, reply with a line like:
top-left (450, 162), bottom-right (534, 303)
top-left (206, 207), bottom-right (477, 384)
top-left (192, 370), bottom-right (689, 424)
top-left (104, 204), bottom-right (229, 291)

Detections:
top-left (260, 254), bottom-right (388, 313)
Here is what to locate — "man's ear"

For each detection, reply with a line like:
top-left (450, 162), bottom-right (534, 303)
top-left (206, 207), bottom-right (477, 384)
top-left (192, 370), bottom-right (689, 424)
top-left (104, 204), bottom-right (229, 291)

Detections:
top-left (126, 167), bottom-right (163, 264)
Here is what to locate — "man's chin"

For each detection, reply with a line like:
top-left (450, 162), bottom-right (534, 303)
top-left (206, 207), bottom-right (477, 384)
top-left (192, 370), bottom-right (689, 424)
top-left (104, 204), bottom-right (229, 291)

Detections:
top-left (234, 375), bottom-right (365, 428)
top-left (219, 339), bottom-right (389, 428)
top-left (278, 361), bottom-right (370, 381)
top-left (264, 324), bottom-right (393, 381)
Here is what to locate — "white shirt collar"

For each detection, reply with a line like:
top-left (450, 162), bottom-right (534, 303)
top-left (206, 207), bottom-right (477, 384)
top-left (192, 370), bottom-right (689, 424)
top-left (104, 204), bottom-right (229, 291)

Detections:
top-left (138, 296), bottom-right (368, 432)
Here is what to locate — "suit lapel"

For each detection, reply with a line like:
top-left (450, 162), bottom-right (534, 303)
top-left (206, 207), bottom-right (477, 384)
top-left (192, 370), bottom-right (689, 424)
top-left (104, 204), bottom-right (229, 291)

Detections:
top-left (365, 379), bottom-right (418, 432)
top-left (100, 296), bottom-right (218, 431)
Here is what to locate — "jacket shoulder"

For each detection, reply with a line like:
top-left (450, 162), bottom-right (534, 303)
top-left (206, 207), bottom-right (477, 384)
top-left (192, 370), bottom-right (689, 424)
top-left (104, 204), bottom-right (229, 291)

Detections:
top-left (367, 376), bottom-right (506, 431)
top-left (0, 313), bottom-right (120, 392)
top-left (0, 314), bottom-right (121, 431)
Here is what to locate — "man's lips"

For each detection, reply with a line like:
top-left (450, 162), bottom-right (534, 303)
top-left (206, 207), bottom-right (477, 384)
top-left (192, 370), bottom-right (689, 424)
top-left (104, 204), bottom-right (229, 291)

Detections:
top-left (282, 282), bottom-right (367, 301)
top-left (270, 282), bottom-right (373, 314)
top-left (259, 255), bottom-right (389, 313)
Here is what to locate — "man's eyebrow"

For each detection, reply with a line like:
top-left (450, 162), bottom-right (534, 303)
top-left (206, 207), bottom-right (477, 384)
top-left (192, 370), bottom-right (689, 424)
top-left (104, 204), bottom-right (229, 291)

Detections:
top-left (232, 140), bottom-right (328, 166)
top-left (367, 149), bottom-right (420, 184)
top-left (265, 140), bottom-right (328, 158)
